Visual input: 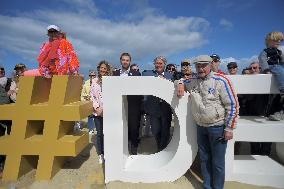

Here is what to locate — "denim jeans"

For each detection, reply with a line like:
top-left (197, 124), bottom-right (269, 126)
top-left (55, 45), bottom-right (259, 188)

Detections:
top-left (94, 116), bottom-right (103, 155)
top-left (87, 114), bottom-right (95, 132)
top-left (269, 64), bottom-right (284, 92)
top-left (197, 125), bottom-right (227, 189)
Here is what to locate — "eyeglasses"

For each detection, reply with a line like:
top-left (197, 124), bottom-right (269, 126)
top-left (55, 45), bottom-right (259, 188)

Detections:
top-left (0, 68), bottom-right (4, 71)
top-left (250, 66), bottom-right (259, 70)
top-left (228, 67), bottom-right (237, 69)
top-left (196, 63), bottom-right (209, 69)
top-left (212, 59), bottom-right (219, 63)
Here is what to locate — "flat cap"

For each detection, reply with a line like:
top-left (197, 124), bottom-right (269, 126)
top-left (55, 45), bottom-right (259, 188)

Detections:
top-left (193, 55), bottom-right (212, 64)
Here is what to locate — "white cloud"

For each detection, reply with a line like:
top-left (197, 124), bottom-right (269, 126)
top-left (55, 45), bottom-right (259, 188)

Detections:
top-left (61, 0), bottom-right (98, 15)
top-left (219, 18), bottom-right (233, 30)
top-left (216, 0), bottom-right (256, 11)
top-left (0, 7), bottom-right (210, 74)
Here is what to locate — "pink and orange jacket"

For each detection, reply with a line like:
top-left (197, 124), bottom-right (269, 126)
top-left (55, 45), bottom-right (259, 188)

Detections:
top-left (37, 39), bottom-right (79, 77)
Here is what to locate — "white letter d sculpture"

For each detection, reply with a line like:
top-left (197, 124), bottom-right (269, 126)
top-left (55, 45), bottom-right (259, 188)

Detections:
top-left (103, 76), bottom-right (197, 183)
top-left (103, 76), bottom-right (284, 188)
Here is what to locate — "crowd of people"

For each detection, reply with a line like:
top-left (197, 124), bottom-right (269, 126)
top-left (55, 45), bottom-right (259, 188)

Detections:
top-left (0, 25), bottom-right (283, 189)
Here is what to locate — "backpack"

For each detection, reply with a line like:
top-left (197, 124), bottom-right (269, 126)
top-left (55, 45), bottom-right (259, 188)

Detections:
top-left (264, 48), bottom-right (283, 65)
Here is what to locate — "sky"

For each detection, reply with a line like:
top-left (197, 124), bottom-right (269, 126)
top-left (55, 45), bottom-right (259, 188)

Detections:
top-left (0, 0), bottom-right (284, 77)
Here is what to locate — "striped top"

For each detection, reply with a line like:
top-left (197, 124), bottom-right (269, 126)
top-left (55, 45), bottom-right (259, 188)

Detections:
top-left (184, 72), bottom-right (239, 131)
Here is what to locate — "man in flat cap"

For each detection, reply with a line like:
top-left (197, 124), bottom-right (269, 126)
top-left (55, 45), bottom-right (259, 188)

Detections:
top-left (177, 55), bottom-right (239, 189)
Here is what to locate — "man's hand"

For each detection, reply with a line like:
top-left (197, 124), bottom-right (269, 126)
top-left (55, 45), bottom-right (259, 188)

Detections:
top-left (177, 84), bottom-right (185, 97)
top-left (7, 90), bottom-right (16, 96)
top-left (95, 107), bottom-right (103, 116)
top-left (224, 130), bottom-right (233, 141)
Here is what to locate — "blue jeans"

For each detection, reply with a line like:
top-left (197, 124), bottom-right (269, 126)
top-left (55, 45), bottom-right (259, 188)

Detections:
top-left (87, 114), bottom-right (95, 132)
top-left (94, 116), bottom-right (103, 155)
top-left (269, 64), bottom-right (284, 92)
top-left (197, 125), bottom-right (227, 189)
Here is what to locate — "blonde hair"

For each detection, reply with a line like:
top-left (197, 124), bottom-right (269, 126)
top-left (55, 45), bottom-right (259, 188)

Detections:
top-left (97, 60), bottom-right (113, 81)
top-left (265, 31), bottom-right (284, 47)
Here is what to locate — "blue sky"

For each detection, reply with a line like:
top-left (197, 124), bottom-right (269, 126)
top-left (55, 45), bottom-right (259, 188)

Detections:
top-left (0, 0), bottom-right (284, 77)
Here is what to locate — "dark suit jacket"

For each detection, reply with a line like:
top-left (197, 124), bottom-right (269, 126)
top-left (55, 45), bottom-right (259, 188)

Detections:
top-left (142, 70), bottom-right (173, 116)
top-left (113, 69), bottom-right (143, 108)
top-left (113, 69), bottom-right (141, 76)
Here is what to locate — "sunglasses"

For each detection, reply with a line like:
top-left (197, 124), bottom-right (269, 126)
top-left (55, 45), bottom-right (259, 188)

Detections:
top-left (181, 62), bottom-right (190, 65)
top-left (228, 66), bottom-right (237, 69)
top-left (212, 59), bottom-right (220, 62)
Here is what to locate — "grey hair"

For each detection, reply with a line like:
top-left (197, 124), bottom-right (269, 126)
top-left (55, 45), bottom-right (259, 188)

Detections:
top-left (153, 56), bottom-right (167, 64)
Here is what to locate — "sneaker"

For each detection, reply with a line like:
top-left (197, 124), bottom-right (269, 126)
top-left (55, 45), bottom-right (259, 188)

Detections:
top-left (130, 145), bottom-right (138, 155)
top-left (88, 130), bottom-right (95, 135)
top-left (74, 122), bottom-right (82, 131)
top-left (269, 110), bottom-right (284, 121)
top-left (98, 154), bottom-right (104, 164)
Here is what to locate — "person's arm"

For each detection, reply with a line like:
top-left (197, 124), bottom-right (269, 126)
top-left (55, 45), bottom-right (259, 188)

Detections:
top-left (64, 40), bottom-right (79, 75)
top-left (90, 81), bottom-right (103, 116)
top-left (280, 49), bottom-right (284, 65)
top-left (7, 81), bottom-right (17, 102)
top-left (258, 50), bottom-right (270, 73)
top-left (176, 81), bottom-right (185, 97)
top-left (81, 82), bottom-right (89, 101)
top-left (217, 75), bottom-right (239, 140)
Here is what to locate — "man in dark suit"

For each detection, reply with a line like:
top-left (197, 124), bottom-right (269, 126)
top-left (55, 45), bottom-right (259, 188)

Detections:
top-left (113, 52), bottom-right (142, 155)
top-left (142, 56), bottom-right (173, 151)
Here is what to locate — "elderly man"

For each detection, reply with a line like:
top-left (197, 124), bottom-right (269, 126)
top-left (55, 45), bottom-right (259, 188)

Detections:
top-left (249, 62), bottom-right (261, 74)
top-left (177, 55), bottom-right (239, 189)
top-left (143, 56), bottom-right (173, 151)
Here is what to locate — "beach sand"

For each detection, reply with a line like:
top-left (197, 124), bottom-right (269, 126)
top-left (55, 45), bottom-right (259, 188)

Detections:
top-left (0, 130), bottom-right (279, 189)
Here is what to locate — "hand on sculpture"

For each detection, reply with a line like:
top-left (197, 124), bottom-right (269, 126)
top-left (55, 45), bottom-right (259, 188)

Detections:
top-left (7, 90), bottom-right (16, 96)
top-left (224, 130), bottom-right (233, 141)
top-left (177, 84), bottom-right (185, 97)
top-left (95, 107), bottom-right (103, 116)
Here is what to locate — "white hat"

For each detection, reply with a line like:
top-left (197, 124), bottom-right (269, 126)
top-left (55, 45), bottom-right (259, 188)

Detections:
top-left (193, 55), bottom-right (212, 64)
top-left (47, 25), bottom-right (60, 32)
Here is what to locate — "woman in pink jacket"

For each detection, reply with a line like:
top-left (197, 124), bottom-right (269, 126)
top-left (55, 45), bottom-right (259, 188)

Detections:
top-left (90, 60), bottom-right (112, 164)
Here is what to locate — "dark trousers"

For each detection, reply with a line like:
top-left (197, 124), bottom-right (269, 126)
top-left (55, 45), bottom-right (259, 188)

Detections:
top-left (149, 103), bottom-right (172, 151)
top-left (250, 142), bottom-right (272, 156)
top-left (0, 121), bottom-right (11, 167)
top-left (127, 96), bottom-right (142, 148)
top-left (94, 116), bottom-right (104, 155)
